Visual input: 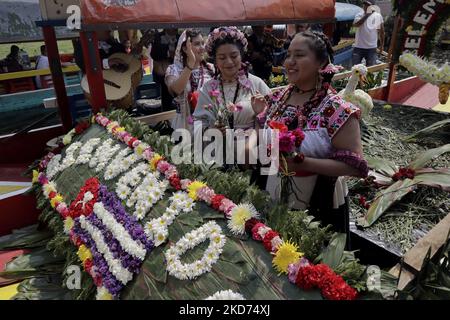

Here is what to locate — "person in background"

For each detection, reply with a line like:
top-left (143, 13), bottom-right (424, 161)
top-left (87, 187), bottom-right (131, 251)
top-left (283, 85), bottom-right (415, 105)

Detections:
top-left (352, 0), bottom-right (385, 66)
top-left (4, 45), bottom-right (23, 73)
top-left (151, 28), bottom-right (179, 109)
top-left (246, 25), bottom-right (283, 82)
top-left (165, 29), bottom-right (214, 131)
top-left (35, 45), bottom-right (52, 89)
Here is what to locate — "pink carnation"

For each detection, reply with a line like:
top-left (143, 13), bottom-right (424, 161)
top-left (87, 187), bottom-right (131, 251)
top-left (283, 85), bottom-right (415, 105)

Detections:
top-left (56, 202), bottom-right (68, 214)
top-left (209, 89), bottom-right (220, 98)
top-left (196, 186), bottom-right (216, 204)
top-left (288, 258), bottom-right (311, 284)
top-left (164, 166), bottom-right (178, 179)
top-left (181, 179), bottom-right (192, 190)
top-left (251, 222), bottom-right (267, 241)
top-left (279, 131), bottom-right (296, 153)
top-left (143, 148), bottom-right (153, 160)
top-left (219, 199), bottom-right (236, 216)
top-left (157, 160), bottom-right (170, 173)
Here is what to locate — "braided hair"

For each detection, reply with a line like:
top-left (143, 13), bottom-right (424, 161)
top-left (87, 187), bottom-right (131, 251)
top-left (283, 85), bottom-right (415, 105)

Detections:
top-left (297, 30), bottom-right (334, 67)
top-left (294, 31), bottom-right (337, 113)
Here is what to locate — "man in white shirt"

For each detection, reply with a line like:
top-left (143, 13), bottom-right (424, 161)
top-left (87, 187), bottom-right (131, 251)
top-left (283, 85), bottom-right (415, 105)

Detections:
top-left (352, 0), bottom-right (385, 66)
top-left (35, 45), bottom-right (52, 89)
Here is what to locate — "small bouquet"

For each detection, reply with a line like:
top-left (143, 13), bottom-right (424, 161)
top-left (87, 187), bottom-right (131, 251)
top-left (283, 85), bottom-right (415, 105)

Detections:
top-left (206, 88), bottom-right (243, 129)
top-left (267, 120), bottom-right (305, 203)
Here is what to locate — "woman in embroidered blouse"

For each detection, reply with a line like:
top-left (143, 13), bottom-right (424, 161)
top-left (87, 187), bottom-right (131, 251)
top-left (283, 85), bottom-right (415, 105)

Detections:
top-left (193, 27), bottom-right (271, 132)
top-left (165, 29), bottom-right (215, 131)
top-left (252, 31), bottom-right (368, 238)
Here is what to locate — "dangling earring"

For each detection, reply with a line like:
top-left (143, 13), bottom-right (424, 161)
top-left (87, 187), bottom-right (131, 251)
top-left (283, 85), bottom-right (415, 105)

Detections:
top-left (316, 73), bottom-right (322, 92)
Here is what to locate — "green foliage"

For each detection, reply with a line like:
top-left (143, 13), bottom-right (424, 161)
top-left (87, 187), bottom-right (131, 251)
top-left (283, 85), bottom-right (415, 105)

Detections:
top-left (267, 209), bottom-right (332, 261)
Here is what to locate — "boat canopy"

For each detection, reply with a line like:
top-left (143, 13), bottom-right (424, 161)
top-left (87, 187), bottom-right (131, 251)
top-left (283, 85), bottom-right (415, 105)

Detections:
top-left (335, 2), bottom-right (363, 22)
top-left (81, 0), bottom-right (336, 29)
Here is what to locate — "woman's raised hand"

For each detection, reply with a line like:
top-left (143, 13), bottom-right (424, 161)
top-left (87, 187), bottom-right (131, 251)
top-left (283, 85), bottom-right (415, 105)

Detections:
top-left (251, 90), bottom-right (267, 115)
top-left (186, 37), bottom-right (196, 69)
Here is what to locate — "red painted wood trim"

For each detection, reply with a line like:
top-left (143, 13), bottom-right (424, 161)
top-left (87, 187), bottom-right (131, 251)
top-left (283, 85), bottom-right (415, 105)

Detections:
top-left (79, 31), bottom-right (107, 113)
top-left (42, 26), bottom-right (72, 132)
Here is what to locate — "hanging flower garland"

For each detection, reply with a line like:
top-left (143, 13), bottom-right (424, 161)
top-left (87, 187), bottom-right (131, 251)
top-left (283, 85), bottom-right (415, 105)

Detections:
top-left (165, 221), bottom-right (226, 280)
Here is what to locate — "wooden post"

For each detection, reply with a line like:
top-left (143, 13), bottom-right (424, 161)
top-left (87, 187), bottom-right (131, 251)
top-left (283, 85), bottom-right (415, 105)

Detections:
top-left (42, 26), bottom-right (72, 132)
top-left (385, 16), bottom-right (402, 101)
top-left (79, 31), bottom-right (107, 113)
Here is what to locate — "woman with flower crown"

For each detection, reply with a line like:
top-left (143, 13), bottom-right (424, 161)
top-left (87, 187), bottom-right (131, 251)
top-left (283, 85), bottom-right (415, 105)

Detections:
top-left (165, 29), bottom-right (215, 131)
top-left (252, 31), bottom-right (369, 241)
top-left (193, 26), bottom-right (272, 162)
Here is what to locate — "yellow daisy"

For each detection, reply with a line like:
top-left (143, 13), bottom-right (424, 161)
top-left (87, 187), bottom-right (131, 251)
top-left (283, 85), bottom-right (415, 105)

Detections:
top-left (32, 170), bottom-right (39, 184)
top-left (187, 181), bottom-right (206, 200)
top-left (272, 240), bottom-right (303, 275)
top-left (150, 154), bottom-right (163, 171)
top-left (50, 194), bottom-right (63, 208)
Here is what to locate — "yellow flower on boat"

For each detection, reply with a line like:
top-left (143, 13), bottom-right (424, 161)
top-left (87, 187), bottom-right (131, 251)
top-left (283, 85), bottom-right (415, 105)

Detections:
top-left (64, 217), bottom-right (75, 234)
top-left (43, 183), bottom-right (56, 196)
top-left (227, 203), bottom-right (259, 235)
top-left (32, 170), bottom-right (39, 184)
top-left (272, 240), bottom-right (303, 275)
top-left (50, 194), bottom-right (63, 208)
top-left (115, 127), bottom-right (125, 133)
top-left (150, 153), bottom-right (163, 171)
top-left (96, 287), bottom-right (113, 300)
top-left (77, 245), bottom-right (92, 262)
top-left (135, 143), bottom-right (148, 156)
top-left (187, 181), bottom-right (206, 200)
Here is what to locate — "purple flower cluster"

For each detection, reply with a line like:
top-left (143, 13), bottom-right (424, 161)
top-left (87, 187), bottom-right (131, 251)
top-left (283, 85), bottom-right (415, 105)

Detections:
top-left (72, 220), bottom-right (123, 297)
top-left (70, 184), bottom-right (154, 297)
top-left (98, 185), bottom-right (154, 251)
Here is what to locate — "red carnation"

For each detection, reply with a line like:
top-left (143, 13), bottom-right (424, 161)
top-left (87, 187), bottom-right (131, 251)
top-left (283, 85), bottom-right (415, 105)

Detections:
top-left (262, 230), bottom-right (279, 252)
top-left (320, 273), bottom-right (358, 300)
top-left (75, 121), bottom-right (90, 135)
top-left (127, 137), bottom-right (138, 148)
top-left (48, 191), bottom-right (57, 199)
top-left (169, 176), bottom-right (181, 190)
top-left (292, 128), bottom-right (305, 147)
top-left (84, 259), bottom-right (93, 274)
top-left (268, 120), bottom-right (288, 132)
top-left (93, 275), bottom-right (103, 287)
top-left (211, 195), bottom-right (226, 211)
top-left (295, 265), bottom-right (323, 290)
top-left (245, 218), bottom-right (260, 233)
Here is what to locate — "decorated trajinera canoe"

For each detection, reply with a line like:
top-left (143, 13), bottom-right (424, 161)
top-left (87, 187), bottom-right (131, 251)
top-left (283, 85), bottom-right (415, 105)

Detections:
top-left (19, 110), bottom-right (377, 301)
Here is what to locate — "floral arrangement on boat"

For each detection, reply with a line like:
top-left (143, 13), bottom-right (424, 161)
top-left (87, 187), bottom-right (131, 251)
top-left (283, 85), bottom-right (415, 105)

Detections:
top-left (15, 110), bottom-right (393, 300)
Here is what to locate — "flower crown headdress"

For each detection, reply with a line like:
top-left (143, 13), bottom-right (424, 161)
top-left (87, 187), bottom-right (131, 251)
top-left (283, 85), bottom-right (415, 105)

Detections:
top-left (206, 26), bottom-right (248, 57)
